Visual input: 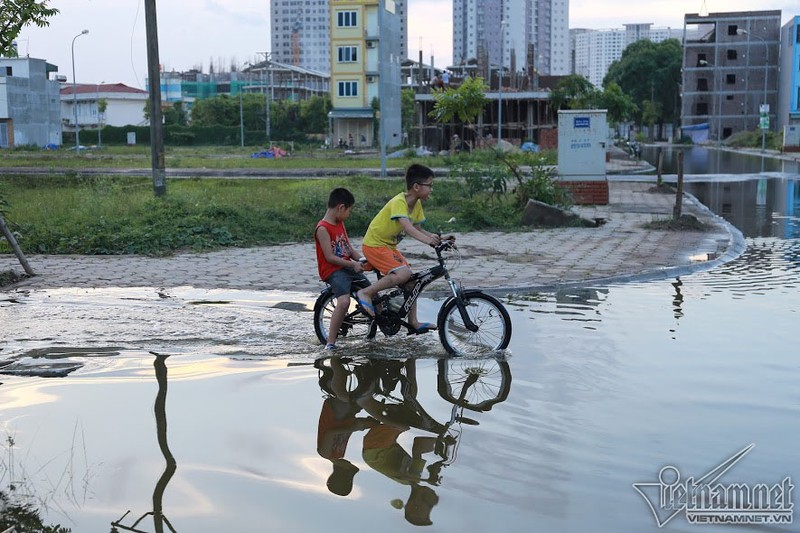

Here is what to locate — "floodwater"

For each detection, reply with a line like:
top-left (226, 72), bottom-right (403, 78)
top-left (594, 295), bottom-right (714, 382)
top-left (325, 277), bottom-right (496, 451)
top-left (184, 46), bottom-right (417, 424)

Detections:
top-left (640, 144), bottom-right (800, 175)
top-left (2, 180), bottom-right (800, 531)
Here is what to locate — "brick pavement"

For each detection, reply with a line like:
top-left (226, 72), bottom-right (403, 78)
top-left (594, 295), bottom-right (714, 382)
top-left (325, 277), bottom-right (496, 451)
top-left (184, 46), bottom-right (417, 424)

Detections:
top-left (0, 181), bottom-right (742, 295)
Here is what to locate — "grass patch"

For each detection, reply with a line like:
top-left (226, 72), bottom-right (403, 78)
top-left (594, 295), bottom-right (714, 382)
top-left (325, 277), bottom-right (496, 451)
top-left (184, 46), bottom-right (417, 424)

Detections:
top-left (0, 174), bottom-right (532, 256)
top-left (644, 214), bottom-right (708, 232)
top-left (0, 269), bottom-right (24, 287)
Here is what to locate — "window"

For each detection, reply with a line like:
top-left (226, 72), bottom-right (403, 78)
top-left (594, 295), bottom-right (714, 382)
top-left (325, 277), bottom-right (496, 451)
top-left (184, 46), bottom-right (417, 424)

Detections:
top-left (696, 53), bottom-right (707, 67)
top-left (337, 81), bottom-right (358, 97)
top-left (727, 25), bottom-right (738, 36)
top-left (697, 78), bottom-right (709, 91)
top-left (3, 66), bottom-right (11, 76)
top-left (337, 10), bottom-right (357, 27)
top-left (726, 94), bottom-right (734, 100)
top-left (727, 49), bottom-right (737, 60)
top-left (696, 102), bottom-right (709, 115)
top-left (726, 74), bottom-right (735, 85)
top-left (337, 46), bottom-right (358, 62)
top-left (723, 127), bottom-right (732, 138)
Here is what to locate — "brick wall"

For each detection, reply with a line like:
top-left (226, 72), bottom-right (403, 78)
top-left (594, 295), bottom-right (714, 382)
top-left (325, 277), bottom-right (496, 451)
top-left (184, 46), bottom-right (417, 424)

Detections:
top-left (557, 180), bottom-right (609, 205)
top-left (539, 128), bottom-right (558, 150)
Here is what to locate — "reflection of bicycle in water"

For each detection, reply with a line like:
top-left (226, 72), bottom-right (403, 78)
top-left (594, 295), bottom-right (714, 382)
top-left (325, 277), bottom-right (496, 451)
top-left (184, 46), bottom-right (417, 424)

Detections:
top-left (314, 355), bottom-right (511, 526)
top-left (313, 241), bottom-right (512, 355)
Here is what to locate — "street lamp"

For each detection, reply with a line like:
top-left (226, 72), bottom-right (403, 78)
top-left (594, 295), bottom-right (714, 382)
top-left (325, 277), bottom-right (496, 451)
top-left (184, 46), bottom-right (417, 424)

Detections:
top-left (737, 28), bottom-right (768, 172)
top-left (71, 29), bottom-right (89, 151)
top-left (497, 20), bottom-right (506, 145)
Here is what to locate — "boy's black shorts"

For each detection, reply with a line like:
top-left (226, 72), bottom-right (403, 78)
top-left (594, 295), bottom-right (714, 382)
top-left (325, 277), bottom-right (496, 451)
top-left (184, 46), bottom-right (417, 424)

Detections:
top-left (326, 268), bottom-right (370, 298)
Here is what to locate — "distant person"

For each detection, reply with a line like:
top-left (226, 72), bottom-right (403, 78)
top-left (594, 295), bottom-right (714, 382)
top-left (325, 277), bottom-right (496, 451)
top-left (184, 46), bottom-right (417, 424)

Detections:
top-left (348, 134), bottom-right (354, 149)
top-left (315, 188), bottom-right (369, 350)
top-left (355, 164), bottom-right (455, 334)
top-left (360, 133), bottom-right (366, 146)
top-left (442, 70), bottom-right (450, 86)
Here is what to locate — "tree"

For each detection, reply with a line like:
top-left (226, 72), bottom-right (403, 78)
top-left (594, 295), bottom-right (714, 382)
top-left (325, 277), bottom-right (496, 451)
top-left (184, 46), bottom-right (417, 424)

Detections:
top-left (0, 1), bottom-right (59, 56)
top-left (299, 94), bottom-right (331, 133)
top-left (597, 82), bottom-right (637, 126)
top-left (429, 75), bottom-right (488, 139)
top-left (164, 101), bottom-right (188, 126)
top-left (604, 38), bottom-right (682, 136)
top-left (401, 88), bottom-right (416, 144)
top-left (549, 74), bottom-right (601, 111)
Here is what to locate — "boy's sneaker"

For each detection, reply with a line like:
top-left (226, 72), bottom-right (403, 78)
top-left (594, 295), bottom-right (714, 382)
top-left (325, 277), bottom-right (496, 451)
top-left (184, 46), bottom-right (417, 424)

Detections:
top-left (324, 343), bottom-right (337, 351)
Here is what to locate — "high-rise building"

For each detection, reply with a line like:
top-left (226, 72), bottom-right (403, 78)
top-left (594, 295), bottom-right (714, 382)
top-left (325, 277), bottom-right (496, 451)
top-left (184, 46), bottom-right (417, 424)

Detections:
top-left (452, 0), bottom-right (569, 76)
top-left (572, 23), bottom-right (682, 87)
top-left (270, 0), bottom-right (407, 74)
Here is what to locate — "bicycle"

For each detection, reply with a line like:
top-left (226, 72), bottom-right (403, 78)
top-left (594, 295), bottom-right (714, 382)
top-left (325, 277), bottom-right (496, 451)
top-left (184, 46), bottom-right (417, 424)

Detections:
top-left (313, 240), bottom-right (512, 356)
top-left (314, 355), bottom-right (512, 485)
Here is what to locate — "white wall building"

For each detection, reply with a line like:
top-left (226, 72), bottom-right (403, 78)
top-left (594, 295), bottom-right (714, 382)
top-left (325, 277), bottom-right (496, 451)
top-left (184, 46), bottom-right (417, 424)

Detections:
top-left (453, 0), bottom-right (569, 76)
top-left (60, 83), bottom-right (147, 132)
top-left (572, 23), bottom-right (683, 87)
top-left (271, 0), bottom-right (407, 73)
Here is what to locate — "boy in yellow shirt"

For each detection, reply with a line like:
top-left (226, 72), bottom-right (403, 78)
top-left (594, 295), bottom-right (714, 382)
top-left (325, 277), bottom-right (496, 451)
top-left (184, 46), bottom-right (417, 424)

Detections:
top-left (356, 164), bottom-right (454, 334)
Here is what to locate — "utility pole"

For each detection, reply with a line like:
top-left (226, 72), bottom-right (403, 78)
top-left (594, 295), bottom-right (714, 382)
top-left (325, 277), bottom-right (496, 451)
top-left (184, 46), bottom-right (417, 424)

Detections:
top-left (259, 51), bottom-right (271, 142)
top-left (145, 0), bottom-right (166, 197)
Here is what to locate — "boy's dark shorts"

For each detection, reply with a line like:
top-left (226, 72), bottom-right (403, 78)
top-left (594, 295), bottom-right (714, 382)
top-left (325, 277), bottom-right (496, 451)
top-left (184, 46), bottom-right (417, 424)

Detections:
top-left (326, 268), bottom-right (370, 298)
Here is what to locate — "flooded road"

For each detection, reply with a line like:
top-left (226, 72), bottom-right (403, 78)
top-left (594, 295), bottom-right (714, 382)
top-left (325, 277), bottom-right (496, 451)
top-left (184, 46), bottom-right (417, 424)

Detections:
top-left (2, 244), bottom-right (799, 532)
top-left (2, 173), bottom-right (799, 531)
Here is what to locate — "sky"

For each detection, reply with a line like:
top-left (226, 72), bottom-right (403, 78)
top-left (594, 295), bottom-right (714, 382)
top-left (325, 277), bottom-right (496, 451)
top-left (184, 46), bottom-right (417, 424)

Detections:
top-left (15, 0), bottom-right (799, 90)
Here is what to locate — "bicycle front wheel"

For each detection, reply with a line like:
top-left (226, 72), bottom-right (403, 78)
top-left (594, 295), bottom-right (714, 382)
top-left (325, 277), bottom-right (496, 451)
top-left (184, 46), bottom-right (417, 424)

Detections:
top-left (437, 292), bottom-right (511, 356)
top-left (437, 358), bottom-right (512, 411)
top-left (313, 289), bottom-right (376, 345)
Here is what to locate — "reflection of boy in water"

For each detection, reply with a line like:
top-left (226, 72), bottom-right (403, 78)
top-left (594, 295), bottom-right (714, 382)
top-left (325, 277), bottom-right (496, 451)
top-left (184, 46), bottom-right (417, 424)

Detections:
top-left (316, 357), bottom-right (377, 496)
top-left (359, 359), bottom-right (440, 525)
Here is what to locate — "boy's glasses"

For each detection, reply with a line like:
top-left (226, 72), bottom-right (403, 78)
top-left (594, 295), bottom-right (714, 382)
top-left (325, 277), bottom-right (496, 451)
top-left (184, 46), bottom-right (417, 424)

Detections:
top-left (418, 182), bottom-right (433, 189)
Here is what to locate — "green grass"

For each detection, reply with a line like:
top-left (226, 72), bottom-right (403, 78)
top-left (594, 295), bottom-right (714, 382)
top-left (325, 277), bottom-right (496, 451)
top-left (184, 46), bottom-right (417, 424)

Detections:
top-left (0, 145), bottom-right (557, 170)
top-left (0, 174), bottom-right (527, 256)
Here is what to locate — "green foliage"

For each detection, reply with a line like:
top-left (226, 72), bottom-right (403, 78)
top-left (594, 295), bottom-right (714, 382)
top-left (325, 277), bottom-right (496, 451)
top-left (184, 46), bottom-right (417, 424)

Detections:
top-left (598, 82), bottom-right (638, 125)
top-left (604, 38), bottom-right (682, 126)
top-left (549, 74), bottom-right (601, 110)
top-left (429, 76), bottom-right (488, 127)
top-left (449, 152), bottom-right (570, 208)
top-left (190, 93), bottom-right (331, 138)
top-left (0, 171), bottom-right (561, 256)
top-left (0, 490), bottom-right (71, 532)
top-left (723, 129), bottom-right (781, 150)
top-left (401, 89), bottom-right (416, 143)
top-left (164, 101), bottom-right (188, 126)
top-left (0, 1), bottom-right (59, 56)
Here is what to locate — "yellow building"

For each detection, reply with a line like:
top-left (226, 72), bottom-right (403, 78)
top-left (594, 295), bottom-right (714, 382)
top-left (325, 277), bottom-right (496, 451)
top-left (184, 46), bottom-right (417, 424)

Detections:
top-left (329, 0), bottom-right (401, 150)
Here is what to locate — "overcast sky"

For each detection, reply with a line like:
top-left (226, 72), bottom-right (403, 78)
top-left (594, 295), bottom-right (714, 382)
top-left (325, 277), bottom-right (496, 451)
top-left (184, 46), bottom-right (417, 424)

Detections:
top-left (15, 0), bottom-right (798, 89)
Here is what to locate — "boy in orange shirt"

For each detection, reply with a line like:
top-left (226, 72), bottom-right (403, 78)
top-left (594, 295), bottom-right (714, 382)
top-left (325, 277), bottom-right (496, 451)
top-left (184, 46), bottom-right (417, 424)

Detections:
top-left (315, 188), bottom-right (368, 350)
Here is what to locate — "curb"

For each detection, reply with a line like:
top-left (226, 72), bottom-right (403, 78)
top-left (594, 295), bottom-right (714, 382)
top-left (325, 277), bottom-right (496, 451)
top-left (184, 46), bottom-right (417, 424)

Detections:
top-left (426, 191), bottom-right (747, 297)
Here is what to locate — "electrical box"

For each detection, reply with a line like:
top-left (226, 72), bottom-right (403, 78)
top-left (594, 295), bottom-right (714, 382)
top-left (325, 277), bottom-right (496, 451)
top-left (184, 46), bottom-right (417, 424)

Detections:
top-left (557, 110), bottom-right (608, 180)
top-left (783, 125), bottom-right (800, 148)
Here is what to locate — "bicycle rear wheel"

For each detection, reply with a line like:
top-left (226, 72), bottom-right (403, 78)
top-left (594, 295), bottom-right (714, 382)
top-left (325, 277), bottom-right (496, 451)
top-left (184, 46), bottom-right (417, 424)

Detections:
top-left (313, 289), bottom-right (377, 345)
top-left (437, 291), bottom-right (511, 356)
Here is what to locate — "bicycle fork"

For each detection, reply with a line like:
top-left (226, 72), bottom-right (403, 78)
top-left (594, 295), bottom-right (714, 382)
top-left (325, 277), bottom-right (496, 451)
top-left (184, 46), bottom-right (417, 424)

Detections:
top-left (444, 276), bottom-right (479, 333)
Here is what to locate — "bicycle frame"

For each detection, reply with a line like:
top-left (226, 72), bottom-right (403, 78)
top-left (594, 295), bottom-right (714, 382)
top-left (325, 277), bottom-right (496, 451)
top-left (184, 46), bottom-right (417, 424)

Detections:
top-left (373, 242), bottom-right (479, 333)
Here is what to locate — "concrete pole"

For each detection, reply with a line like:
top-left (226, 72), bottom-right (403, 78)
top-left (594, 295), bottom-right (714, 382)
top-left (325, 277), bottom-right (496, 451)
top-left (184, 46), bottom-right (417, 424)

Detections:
top-left (144, 0), bottom-right (167, 196)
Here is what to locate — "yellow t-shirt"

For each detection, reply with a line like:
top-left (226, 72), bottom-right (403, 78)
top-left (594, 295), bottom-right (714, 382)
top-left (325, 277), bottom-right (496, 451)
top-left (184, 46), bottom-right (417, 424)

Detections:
top-left (362, 192), bottom-right (426, 248)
